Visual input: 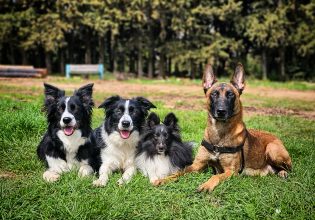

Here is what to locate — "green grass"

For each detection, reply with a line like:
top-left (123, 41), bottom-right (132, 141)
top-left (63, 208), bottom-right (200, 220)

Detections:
top-left (126, 76), bottom-right (315, 91)
top-left (1, 86), bottom-right (314, 219)
top-left (42, 74), bottom-right (315, 91)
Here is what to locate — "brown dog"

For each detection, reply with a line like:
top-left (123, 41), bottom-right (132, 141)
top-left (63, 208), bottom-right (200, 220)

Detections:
top-left (155, 63), bottom-right (292, 192)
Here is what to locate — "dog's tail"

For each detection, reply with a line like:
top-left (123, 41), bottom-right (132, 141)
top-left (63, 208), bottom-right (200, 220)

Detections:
top-left (184, 141), bottom-right (197, 149)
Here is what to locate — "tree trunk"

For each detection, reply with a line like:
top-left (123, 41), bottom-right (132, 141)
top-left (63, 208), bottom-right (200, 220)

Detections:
top-left (148, 48), bottom-right (154, 78)
top-left (98, 35), bottom-right (105, 66)
top-left (107, 31), bottom-right (114, 72)
top-left (111, 35), bottom-right (117, 72)
top-left (262, 49), bottom-right (267, 80)
top-left (85, 32), bottom-right (92, 64)
top-left (9, 44), bottom-right (15, 64)
top-left (279, 47), bottom-right (286, 81)
top-left (148, 26), bottom-right (155, 78)
top-left (21, 49), bottom-right (27, 65)
top-left (137, 40), bottom-right (143, 78)
top-left (167, 57), bottom-right (171, 77)
top-left (190, 59), bottom-right (196, 79)
top-left (45, 51), bottom-right (52, 74)
top-left (158, 52), bottom-right (166, 79)
top-left (60, 49), bottom-right (65, 75)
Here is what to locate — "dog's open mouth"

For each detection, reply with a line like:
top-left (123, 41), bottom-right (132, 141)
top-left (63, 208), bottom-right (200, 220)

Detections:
top-left (63, 126), bottom-right (75, 136)
top-left (119, 130), bottom-right (131, 139)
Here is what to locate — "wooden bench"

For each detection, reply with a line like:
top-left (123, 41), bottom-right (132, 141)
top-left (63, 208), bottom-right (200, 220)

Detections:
top-left (0, 65), bottom-right (47, 78)
top-left (65, 64), bottom-right (104, 79)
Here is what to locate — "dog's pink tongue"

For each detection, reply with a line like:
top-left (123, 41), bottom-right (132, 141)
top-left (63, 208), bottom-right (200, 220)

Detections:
top-left (64, 127), bottom-right (74, 136)
top-left (120, 130), bottom-right (131, 139)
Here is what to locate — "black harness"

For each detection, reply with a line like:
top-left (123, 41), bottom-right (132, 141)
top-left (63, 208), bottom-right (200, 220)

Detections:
top-left (201, 131), bottom-right (247, 174)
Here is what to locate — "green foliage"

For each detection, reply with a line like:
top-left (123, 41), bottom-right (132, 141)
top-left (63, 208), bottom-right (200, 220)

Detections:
top-left (0, 0), bottom-right (314, 79)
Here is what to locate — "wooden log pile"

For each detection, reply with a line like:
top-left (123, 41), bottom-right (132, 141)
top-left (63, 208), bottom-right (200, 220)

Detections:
top-left (0, 65), bottom-right (47, 78)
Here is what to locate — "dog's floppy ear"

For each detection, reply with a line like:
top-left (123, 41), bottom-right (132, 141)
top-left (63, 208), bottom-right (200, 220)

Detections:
top-left (147, 112), bottom-right (160, 128)
top-left (202, 64), bottom-right (217, 94)
top-left (75, 83), bottom-right (94, 109)
top-left (231, 63), bottom-right (245, 95)
top-left (163, 112), bottom-right (178, 128)
top-left (44, 83), bottom-right (65, 104)
top-left (134, 97), bottom-right (156, 112)
top-left (98, 95), bottom-right (121, 109)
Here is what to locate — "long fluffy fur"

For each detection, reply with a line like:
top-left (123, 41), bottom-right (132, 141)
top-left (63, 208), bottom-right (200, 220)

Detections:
top-left (136, 112), bottom-right (193, 184)
top-left (37, 83), bottom-right (100, 182)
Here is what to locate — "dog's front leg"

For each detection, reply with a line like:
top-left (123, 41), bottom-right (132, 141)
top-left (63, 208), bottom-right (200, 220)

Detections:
top-left (197, 169), bottom-right (234, 192)
top-left (78, 160), bottom-right (94, 177)
top-left (117, 165), bottom-right (136, 186)
top-left (93, 163), bottom-right (113, 187)
top-left (43, 157), bottom-right (70, 182)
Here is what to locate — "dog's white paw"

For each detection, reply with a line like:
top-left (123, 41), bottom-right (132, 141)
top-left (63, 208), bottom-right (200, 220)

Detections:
top-left (43, 171), bottom-right (60, 182)
top-left (78, 165), bottom-right (93, 177)
top-left (93, 179), bottom-right (107, 187)
top-left (117, 178), bottom-right (125, 186)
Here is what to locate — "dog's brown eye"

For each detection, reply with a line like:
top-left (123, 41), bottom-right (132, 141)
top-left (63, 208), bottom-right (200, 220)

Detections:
top-left (129, 106), bottom-right (134, 113)
top-left (211, 91), bottom-right (218, 97)
top-left (59, 104), bottom-right (65, 112)
top-left (70, 104), bottom-right (76, 111)
top-left (226, 91), bottom-right (234, 98)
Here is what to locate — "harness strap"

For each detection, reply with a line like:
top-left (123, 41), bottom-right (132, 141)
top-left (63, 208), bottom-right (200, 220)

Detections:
top-left (201, 130), bottom-right (247, 174)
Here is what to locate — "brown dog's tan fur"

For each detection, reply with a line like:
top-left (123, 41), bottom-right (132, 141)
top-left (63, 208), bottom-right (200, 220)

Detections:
top-left (155, 63), bottom-right (292, 192)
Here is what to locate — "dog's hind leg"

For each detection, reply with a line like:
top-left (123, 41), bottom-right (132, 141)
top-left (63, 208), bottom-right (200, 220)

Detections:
top-left (154, 146), bottom-right (210, 186)
top-left (266, 139), bottom-right (292, 178)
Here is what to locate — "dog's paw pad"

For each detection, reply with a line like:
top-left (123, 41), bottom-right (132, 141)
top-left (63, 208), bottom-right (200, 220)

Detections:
top-left (278, 170), bottom-right (288, 179)
top-left (93, 179), bottom-right (106, 187)
top-left (78, 166), bottom-right (93, 177)
top-left (43, 171), bottom-right (60, 182)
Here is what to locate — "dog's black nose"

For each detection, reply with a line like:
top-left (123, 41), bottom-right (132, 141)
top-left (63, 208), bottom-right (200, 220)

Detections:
top-left (217, 109), bottom-right (227, 117)
top-left (63, 117), bottom-right (72, 124)
top-left (122, 121), bottom-right (130, 128)
top-left (158, 146), bottom-right (165, 151)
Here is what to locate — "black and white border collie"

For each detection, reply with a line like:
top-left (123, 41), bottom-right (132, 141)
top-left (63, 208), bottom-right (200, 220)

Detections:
top-left (37, 83), bottom-right (100, 182)
top-left (135, 112), bottom-right (193, 185)
top-left (92, 95), bottom-right (156, 187)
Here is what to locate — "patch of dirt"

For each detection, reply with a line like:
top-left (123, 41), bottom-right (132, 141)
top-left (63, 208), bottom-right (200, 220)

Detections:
top-left (244, 106), bottom-right (315, 120)
top-left (1, 77), bottom-right (314, 120)
top-left (0, 171), bottom-right (17, 179)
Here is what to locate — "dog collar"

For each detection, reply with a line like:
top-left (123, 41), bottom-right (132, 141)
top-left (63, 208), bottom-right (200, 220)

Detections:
top-left (201, 140), bottom-right (244, 154)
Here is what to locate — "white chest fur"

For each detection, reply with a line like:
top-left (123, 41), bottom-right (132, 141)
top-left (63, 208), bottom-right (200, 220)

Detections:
top-left (136, 152), bottom-right (179, 183)
top-left (100, 125), bottom-right (139, 170)
top-left (57, 129), bottom-right (86, 168)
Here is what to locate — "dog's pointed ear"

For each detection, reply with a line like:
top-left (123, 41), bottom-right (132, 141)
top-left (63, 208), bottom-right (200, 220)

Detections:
top-left (231, 63), bottom-right (245, 95)
top-left (147, 112), bottom-right (160, 128)
top-left (202, 64), bottom-right (217, 94)
top-left (75, 83), bottom-right (94, 107)
top-left (163, 112), bottom-right (178, 128)
top-left (134, 97), bottom-right (156, 111)
top-left (44, 83), bottom-right (65, 103)
top-left (98, 95), bottom-right (121, 109)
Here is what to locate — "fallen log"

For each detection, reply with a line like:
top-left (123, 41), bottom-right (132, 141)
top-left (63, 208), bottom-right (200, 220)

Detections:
top-left (0, 65), bottom-right (47, 78)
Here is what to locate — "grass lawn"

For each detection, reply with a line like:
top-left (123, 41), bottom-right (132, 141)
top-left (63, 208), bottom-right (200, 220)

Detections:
top-left (0, 79), bottom-right (314, 219)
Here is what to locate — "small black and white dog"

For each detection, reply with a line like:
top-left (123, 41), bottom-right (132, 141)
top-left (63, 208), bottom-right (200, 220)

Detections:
top-left (135, 112), bottom-right (193, 185)
top-left (37, 83), bottom-right (100, 182)
top-left (92, 95), bottom-right (156, 187)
